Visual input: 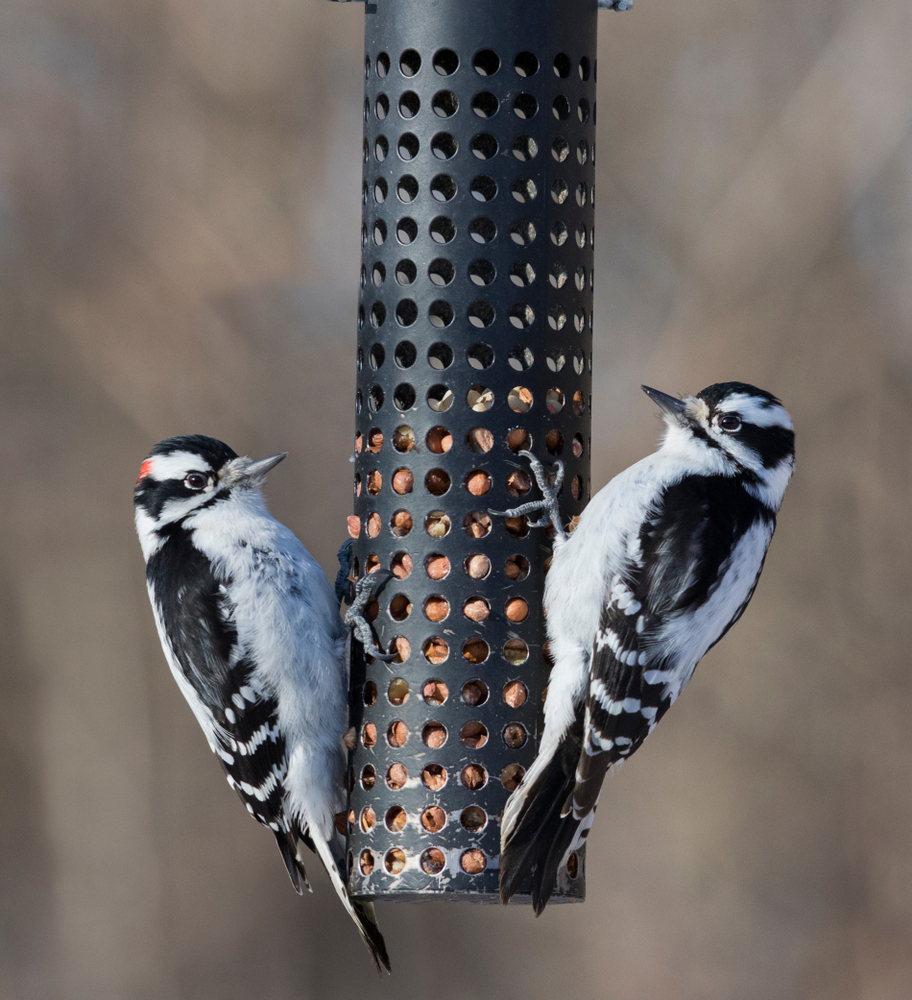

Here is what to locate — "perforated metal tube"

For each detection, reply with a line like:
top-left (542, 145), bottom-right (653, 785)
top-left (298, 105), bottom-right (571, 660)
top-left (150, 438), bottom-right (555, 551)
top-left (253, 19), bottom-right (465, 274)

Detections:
top-left (345, 0), bottom-right (595, 901)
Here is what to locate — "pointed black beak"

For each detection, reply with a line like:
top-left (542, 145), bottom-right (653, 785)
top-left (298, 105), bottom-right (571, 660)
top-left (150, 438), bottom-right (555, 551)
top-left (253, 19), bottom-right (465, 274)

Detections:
top-left (642, 385), bottom-right (687, 422)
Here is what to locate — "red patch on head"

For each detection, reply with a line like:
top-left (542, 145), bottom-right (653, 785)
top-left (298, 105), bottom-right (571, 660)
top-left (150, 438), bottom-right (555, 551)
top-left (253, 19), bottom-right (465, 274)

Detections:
top-left (136, 458), bottom-right (154, 484)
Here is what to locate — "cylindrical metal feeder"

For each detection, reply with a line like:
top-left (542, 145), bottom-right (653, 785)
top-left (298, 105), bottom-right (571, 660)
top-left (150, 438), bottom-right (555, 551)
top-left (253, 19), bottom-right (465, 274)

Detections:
top-left (343, 0), bottom-right (598, 901)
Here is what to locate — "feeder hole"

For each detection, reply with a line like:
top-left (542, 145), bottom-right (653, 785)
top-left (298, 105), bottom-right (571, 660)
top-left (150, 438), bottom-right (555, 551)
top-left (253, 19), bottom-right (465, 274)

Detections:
top-left (501, 764), bottom-right (525, 791)
top-left (425, 553), bottom-right (451, 578)
top-left (421, 849), bottom-right (446, 875)
top-left (423, 722), bottom-right (447, 748)
top-left (461, 806), bottom-right (487, 832)
top-left (386, 806), bottom-right (407, 833)
top-left (503, 680), bottom-right (528, 708)
top-left (391, 552), bottom-right (412, 578)
top-left (462, 679), bottom-right (489, 706)
top-left (387, 721), bottom-right (409, 747)
top-left (461, 764), bottom-right (487, 790)
top-left (385, 849), bottom-right (406, 875)
top-left (463, 597), bottom-right (490, 622)
top-left (503, 639), bottom-right (529, 665)
top-left (461, 850), bottom-right (486, 874)
top-left (424, 596), bottom-right (450, 622)
top-left (421, 806), bottom-right (446, 833)
top-left (422, 764), bottom-right (447, 790)
top-left (387, 678), bottom-right (409, 705)
top-left (465, 553), bottom-right (491, 579)
top-left (422, 679), bottom-right (448, 705)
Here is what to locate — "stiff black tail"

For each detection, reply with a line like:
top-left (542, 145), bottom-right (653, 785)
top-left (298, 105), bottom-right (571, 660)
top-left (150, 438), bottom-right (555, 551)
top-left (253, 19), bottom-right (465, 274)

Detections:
top-left (499, 718), bottom-right (584, 914)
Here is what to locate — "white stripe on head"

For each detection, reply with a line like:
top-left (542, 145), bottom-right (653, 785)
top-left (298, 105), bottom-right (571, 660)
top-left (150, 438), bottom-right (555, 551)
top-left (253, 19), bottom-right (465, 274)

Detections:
top-left (715, 393), bottom-right (793, 430)
top-left (144, 451), bottom-right (217, 481)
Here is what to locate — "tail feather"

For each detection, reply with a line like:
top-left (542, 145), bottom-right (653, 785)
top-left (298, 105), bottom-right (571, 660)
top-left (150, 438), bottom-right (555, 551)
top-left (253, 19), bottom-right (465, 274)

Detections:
top-left (312, 836), bottom-right (391, 974)
top-left (499, 717), bottom-right (586, 913)
top-left (274, 830), bottom-right (312, 894)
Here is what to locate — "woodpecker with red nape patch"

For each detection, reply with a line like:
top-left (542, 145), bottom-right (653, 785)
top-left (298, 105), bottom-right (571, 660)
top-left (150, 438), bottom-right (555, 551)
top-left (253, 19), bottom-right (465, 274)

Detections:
top-left (493, 383), bottom-right (795, 912)
top-left (134, 435), bottom-right (390, 972)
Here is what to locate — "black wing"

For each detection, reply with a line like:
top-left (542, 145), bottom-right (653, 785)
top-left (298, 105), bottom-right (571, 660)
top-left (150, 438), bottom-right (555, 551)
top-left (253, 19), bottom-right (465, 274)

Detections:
top-left (570, 474), bottom-right (773, 820)
top-left (148, 531), bottom-right (290, 836)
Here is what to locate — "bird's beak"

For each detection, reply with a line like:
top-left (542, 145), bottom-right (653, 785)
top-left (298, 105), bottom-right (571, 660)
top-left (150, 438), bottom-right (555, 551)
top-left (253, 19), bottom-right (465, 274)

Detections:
top-left (240, 452), bottom-right (287, 482)
top-left (642, 385), bottom-right (687, 423)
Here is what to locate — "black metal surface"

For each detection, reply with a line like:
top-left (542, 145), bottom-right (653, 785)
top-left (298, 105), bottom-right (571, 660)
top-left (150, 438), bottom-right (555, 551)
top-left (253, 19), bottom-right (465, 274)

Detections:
top-left (346, 0), bottom-right (595, 901)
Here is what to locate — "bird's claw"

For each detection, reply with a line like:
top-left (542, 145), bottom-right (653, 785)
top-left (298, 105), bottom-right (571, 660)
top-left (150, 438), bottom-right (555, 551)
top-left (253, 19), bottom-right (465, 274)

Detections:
top-left (344, 574), bottom-right (397, 662)
top-left (489, 450), bottom-right (567, 540)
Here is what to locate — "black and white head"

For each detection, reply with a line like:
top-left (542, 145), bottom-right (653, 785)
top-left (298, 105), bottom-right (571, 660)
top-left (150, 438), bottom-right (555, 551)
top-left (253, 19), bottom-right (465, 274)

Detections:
top-left (133, 434), bottom-right (286, 558)
top-left (642, 382), bottom-right (795, 509)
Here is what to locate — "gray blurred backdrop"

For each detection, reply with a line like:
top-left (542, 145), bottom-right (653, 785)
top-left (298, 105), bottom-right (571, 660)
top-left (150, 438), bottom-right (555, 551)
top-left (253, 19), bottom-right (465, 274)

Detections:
top-left (2, 0), bottom-right (912, 997)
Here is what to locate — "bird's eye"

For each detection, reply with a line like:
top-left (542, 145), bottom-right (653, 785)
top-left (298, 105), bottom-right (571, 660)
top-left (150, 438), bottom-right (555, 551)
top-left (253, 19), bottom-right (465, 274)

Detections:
top-left (719, 414), bottom-right (742, 432)
top-left (185, 473), bottom-right (208, 491)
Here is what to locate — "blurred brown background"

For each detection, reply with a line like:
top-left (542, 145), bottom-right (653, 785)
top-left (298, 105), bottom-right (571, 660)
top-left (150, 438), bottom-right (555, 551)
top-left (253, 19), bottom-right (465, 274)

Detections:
top-left (2, 0), bottom-right (912, 997)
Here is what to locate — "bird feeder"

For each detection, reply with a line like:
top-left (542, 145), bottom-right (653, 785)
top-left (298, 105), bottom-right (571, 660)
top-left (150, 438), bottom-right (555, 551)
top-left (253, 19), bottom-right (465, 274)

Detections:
top-left (340, 0), bottom-right (613, 901)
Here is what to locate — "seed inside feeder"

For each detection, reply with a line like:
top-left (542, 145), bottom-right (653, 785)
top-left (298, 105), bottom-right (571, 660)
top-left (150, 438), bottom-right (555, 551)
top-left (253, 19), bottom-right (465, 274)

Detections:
top-left (460, 806), bottom-right (487, 832)
top-left (503, 680), bottom-right (528, 708)
top-left (463, 597), bottom-right (490, 622)
top-left (421, 848), bottom-right (446, 875)
top-left (388, 721), bottom-right (408, 747)
top-left (460, 849), bottom-right (486, 874)
top-left (385, 806), bottom-right (407, 832)
top-left (423, 637), bottom-right (449, 664)
top-left (422, 679), bottom-right (448, 705)
top-left (466, 470), bottom-right (492, 496)
top-left (362, 723), bottom-right (377, 748)
top-left (567, 852), bottom-right (579, 879)
top-left (426, 468), bottom-right (451, 495)
top-left (426, 512), bottom-right (451, 538)
top-left (427, 426), bottom-right (453, 453)
top-left (385, 848), bottom-right (407, 875)
top-left (393, 425), bottom-right (415, 452)
top-left (465, 427), bottom-right (494, 453)
top-left (386, 763), bottom-right (407, 790)
top-left (463, 638), bottom-right (489, 664)
top-left (391, 552), bottom-right (412, 578)
top-left (464, 511), bottom-right (492, 538)
top-left (389, 594), bottom-right (411, 620)
top-left (461, 721), bottom-right (488, 748)
top-left (363, 681), bottom-right (377, 706)
top-left (355, 431), bottom-right (363, 454)
top-left (389, 636), bottom-right (411, 663)
top-left (503, 722), bottom-right (528, 748)
top-left (505, 597), bottom-right (529, 622)
top-left (424, 596), bottom-right (449, 621)
top-left (501, 763), bottom-right (525, 791)
top-left (365, 555), bottom-right (381, 575)
top-left (465, 553), bottom-right (491, 579)
top-left (347, 516), bottom-right (361, 539)
top-left (506, 470), bottom-right (532, 497)
top-left (461, 764), bottom-right (487, 790)
top-left (426, 554), bottom-right (450, 579)
top-left (505, 515), bottom-right (529, 538)
top-left (423, 722), bottom-right (447, 748)
top-left (360, 849), bottom-right (375, 875)
top-left (507, 428), bottom-right (531, 453)
top-left (422, 764), bottom-right (447, 790)
top-left (367, 514), bottom-right (381, 538)
top-left (390, 510), bottom-right (413, 536)
top-left (361, 764), bottom-right (376, 789)
top-left (421, 806), bottom-right (446, 832)
top-left (388, 677), bottom-right (409, 705)
top-left (392, 468), bottom-right (414, 494)
top-left (360, 806), bottom-right (376, 832)
top-left (462, 679), bottom-right (489, 706)
top-left (368, 428), bottom-right (383, 453)
top-left (504, 554), bottom-right (529, 581)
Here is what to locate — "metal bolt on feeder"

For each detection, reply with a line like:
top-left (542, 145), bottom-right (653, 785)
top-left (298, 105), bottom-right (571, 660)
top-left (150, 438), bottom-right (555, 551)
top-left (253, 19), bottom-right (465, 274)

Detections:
top-left (333, 0), bottom-right (619, 902)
